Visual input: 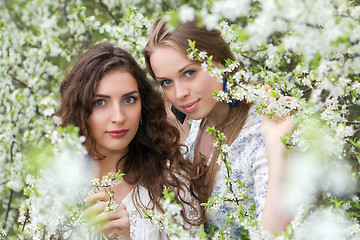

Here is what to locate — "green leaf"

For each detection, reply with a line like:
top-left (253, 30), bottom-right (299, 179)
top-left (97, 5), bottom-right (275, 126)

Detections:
top-left (188, 39), bottom-right (196, 49)
top-left (309, 52), bottom-right (321, 70)
top-left (236, 30), bottom-right (250, 42)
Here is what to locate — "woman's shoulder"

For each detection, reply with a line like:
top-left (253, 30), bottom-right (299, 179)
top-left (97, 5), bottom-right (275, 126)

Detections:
top-left (229, 106), bottom-right (266, 157)
top-left (245, 105), bottom-right (263, 127)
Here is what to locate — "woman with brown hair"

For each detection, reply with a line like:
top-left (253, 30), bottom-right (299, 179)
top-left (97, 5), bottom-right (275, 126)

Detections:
top-left (144, 19), bottom-right (293, 237)
top-left (57, 42), bottom-right (203, 239)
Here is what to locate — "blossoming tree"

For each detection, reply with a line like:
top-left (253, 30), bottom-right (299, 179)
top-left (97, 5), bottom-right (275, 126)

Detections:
top-left (0, 0), bottom-right (359, 239)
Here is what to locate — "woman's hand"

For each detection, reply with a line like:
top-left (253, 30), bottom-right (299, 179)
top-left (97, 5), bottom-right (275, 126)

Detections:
top-left (82, 191), bottom-right (131, 239)
top-left (260, 85), bottom-right (296, 235)
top-left (261, 105), bottom-right (295, 144)
top-left (260, 85), bottom-right (296, 145)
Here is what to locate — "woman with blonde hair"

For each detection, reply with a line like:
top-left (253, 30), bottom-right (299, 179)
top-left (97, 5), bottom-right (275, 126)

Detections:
top-left (144, 19), bottom-right (293, 237)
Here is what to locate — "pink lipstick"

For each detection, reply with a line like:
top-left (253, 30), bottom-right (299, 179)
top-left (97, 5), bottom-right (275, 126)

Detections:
top-left (181, 100), bottom-right (199, 112)
top-left (106, 129), bottom-right (128, 137)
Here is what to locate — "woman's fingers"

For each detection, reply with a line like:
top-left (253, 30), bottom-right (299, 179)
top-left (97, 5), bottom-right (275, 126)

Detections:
top-left (89, 210), bottom-right (115, 226)
top-left (100, 217), bottom-right (131, 236)
top-left (81, 201), bottom-right (109, 220)
top-left (89, 203), bottom-right (130, 238)
top-left (264, 103), bottom-right (274, 115)
top-left (81, 190), bottom-right (110, 219)
top-left (82, 191), bottom-right (131, 237)
top-left (261, 115), bottom-right (295, 140)
top-left (84, 190), bottom-right (110, 204)
top-left (89, 203), bottom-right (127, 226)
top-left (284, 96), bottom-right (294, 101)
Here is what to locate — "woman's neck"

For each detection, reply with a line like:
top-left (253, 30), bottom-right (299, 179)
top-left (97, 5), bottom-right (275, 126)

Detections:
top-left (92, 152), bottom-right (127, 179)
top-left (206, 102), bottom-right (230, 127)
top-left (91, 152), bottom-right (133, 203)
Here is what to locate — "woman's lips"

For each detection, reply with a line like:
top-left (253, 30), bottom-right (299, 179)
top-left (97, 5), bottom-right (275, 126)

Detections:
top-left (106, 129), bottom-right (128, 137)
top-left (181, 100), bottom-right (199, 112)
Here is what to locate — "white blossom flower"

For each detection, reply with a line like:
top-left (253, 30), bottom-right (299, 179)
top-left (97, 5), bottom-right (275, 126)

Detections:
top-left (179, 5), bottom-right (195, 23)
top-left (293, 208), bottom-right (360, 240)
top-left (43, 107), bottom-right (55, 117)
top-left (188, 52), bottom-right (194, 60)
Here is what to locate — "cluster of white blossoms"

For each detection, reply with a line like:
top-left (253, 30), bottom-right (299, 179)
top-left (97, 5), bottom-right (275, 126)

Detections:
top-left (90, 171), bottom-right (124, 212)
top-left (143, 187), bottom-right (203, 240)
top-left (1, 0), bottom-right (359, 239)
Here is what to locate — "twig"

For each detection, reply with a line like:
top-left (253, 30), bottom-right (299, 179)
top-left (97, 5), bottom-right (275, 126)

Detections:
top-left (43, 225), bottom-right (46, 240)
top-left (98, 0), bottom-right (120, 25)
top-left (21, 209), bottom-right (30, 232)
top-left (347, 121), bottom-right (360, 125)
top-left (2, 138), bottom-right (16, 228)
top-left (2, 190), bottom-right (14, 229)
top-left (216, 132), bottom-right (240, 205)
top-left (62, 0), bottom-right (69, 22)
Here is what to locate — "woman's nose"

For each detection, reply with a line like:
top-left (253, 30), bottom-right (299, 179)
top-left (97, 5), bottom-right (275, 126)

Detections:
top-left (111, 104), bottom-right (125, 123)
top-left (174, 82), bottom-right (190, 100)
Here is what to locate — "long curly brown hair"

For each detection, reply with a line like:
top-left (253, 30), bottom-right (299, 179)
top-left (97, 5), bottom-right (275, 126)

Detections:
top-left (57, 42), bottom-right (204, 225)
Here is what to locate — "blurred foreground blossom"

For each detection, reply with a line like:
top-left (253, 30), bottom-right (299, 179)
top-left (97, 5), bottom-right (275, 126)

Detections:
top-left (19, 126), bottom-right (93, 238)
top-left (292, 208), bottom-right (360, 240)
top-left (283, 115), bottom-right (358, 214)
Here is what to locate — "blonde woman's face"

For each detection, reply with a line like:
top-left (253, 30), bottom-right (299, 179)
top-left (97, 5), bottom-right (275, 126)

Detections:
top-left (88, 69), bottom-right (141, 157)
top-left (149, 46), bottom-right (223, 121)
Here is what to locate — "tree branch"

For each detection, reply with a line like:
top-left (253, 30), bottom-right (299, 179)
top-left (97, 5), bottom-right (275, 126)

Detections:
top-left (2, 190), bottom-right (14, 229)
top-left (21, 209), bottom-right (29, 232)
top-left (98, 0), bottom-right (120, 25)
top-left (42, 225), bottom-right (46, 240)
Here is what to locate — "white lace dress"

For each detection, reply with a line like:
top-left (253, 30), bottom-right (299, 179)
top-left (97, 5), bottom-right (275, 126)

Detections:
top-left (184, 106), bottom-right (268, 238)
top-left (120, 185), bottom-right (165, 240)
top-left (121, 178), bottom-right (200, 239)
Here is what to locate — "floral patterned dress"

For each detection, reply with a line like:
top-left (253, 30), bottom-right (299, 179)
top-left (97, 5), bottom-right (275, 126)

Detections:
top-left (184, 106), bottom-right (268, 238)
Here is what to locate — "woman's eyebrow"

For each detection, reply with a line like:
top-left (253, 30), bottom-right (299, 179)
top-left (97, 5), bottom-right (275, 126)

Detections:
top-left (95, 94), bottom-right (110, 98)
top-left (94, 90), bottom-right (138, 98)
top-left (178, 63), bottom-right (196, 73)
top-left (156, 63), bottom-right (197, 80)
top-left (123, 90), bottom-right (138, 97)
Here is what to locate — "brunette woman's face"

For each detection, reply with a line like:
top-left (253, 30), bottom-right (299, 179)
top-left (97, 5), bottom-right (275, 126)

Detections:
top-left (149, 46), bottom-right (223, 121)
top-left (88, 69), bottom-right (141, 157)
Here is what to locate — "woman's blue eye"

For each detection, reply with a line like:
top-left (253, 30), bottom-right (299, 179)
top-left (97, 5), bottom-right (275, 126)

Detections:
top-left (161, 79), bottom-right (173, 87)
top-left (94, 99), bottom-right (105, 106)
top-left (185, 70), bottom-right (195, 77)
top-left (124, 96), bottom-right (137, 104)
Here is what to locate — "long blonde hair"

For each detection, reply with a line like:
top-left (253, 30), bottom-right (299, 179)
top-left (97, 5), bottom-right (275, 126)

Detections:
top-left (144, 19), bottom-right (250, 199)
